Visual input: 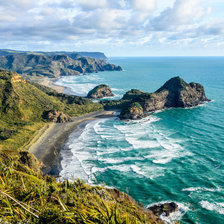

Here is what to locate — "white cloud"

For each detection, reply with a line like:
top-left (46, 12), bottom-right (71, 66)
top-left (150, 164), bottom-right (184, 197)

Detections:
top-left (151, 0), bottom-right (209, 30)
top-left (132, 0), bottom-right (155, 11)
top-left (0, 0), bottom-right (223, 55)
top-left (75, 0), bottom-right (107, 10)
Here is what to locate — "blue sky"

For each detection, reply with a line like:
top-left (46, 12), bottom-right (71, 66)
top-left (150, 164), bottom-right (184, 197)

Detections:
top-left (0, 0), bottom-right (224, 56)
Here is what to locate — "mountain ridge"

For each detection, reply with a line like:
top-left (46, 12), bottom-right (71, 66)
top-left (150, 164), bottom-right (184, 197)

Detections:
top-left (0, 54), bottom-right (122, 78)
top-left (0, 49), bottom-right (108, 60)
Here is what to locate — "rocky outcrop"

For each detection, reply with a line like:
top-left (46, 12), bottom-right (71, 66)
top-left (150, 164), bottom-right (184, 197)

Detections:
top-left (42, 110), bottom-right (72, 123)
top-left (148, 202), bottom-right (178, 217)
top-left (119, 102), bottom-right (145, 120)
top-left (0, 54), bottom-right (122, 78)
top-left (87, 84), bottom-right (114, 99)
top-left (118, 76), bottom-right (210, 119)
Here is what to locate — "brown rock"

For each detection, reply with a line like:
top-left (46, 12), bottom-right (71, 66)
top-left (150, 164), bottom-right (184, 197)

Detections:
top-left (42, 110), bottom-right (72, 123)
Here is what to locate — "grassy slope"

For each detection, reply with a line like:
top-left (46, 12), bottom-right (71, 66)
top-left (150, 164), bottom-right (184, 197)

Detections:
top-left (0, 69), bottom-right (102, 150)
top-left (0, 152), bottom-right (163, 223)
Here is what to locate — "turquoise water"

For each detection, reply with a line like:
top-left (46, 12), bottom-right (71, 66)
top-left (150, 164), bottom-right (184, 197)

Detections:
top-left (57, 57), bottom-right (224, 224)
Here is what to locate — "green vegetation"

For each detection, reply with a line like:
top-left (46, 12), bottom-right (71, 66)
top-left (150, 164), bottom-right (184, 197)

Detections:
top-left (129, 102), bottom-right (143, 112)
top-left (122, 89), bottom-right (144, 100)
top-left (119, 102), bottom-right (143, 118)
top-left (0, 69), bottom-right (102, 150)
top-left (0, 151), bottom-right (162, 223)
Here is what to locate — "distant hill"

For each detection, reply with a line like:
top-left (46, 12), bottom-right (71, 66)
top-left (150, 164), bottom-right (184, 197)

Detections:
top-left (0, 49), bottom-right (108, 60)
top-left (0, 54), bottom-right (122, 78)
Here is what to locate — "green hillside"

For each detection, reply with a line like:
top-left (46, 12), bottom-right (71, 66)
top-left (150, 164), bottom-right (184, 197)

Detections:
top-left (0, 69), bottom-right (102, 150)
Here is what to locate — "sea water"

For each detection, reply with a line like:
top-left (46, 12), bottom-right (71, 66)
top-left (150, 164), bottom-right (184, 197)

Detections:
top-left (56, 57), bottom-right (224, 224)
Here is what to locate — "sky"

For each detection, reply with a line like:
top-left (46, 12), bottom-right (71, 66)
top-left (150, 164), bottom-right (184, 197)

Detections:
top-left (0, 0), bottom-right (224, 56)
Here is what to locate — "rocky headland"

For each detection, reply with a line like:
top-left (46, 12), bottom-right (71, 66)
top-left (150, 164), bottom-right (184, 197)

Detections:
top-left (87, 84), bottom-right (114, 99)
top-left (0, 54), bottom-right (122, 78)
top-left (102, 76), bottom-right (210, 120)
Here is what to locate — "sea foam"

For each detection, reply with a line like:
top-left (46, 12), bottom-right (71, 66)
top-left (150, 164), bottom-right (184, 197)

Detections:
top-left (200, 201), bottom-right (224, 215)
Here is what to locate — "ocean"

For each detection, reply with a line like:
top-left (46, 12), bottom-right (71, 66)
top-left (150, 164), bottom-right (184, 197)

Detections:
top-left (56, 57), bottom-right (224, 224)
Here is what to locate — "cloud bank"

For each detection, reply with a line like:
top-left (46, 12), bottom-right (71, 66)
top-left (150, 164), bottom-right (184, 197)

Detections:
top-left (0, 0), bottom-right (223, 55)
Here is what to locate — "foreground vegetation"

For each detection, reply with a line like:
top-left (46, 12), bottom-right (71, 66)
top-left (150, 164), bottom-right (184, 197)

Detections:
top-left (0, 151), bottom-right (163, 223)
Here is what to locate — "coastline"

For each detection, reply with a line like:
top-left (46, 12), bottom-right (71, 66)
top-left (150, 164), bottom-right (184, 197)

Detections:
top-left (29, 110), bottom-right (117, 175)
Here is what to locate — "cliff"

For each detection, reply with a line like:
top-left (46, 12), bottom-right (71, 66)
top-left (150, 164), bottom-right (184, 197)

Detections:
top-left (0, 54), bottom-right (122, 78)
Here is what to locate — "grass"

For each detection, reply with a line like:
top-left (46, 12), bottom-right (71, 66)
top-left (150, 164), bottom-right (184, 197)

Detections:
top-left (0, 151), bottom-right (163, 223)
top-left (0, 70), bottom-right (103, 151)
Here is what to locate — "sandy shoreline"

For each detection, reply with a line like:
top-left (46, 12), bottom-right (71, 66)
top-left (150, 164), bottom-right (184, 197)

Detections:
top-left (29, 110), bottom-right (117, 175)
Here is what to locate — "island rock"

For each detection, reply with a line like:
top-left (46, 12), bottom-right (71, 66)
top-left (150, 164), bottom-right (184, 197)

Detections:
top-left (118, 76), bottom-right (210, 119)
top-left (87, 84), bottom-right (114, 99)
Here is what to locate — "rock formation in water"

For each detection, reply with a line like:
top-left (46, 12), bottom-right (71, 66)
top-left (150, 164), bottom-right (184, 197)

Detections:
top-left (87, 84), bottom-right (114, 99)
top-left (103, 76), bottom-right (210, 120)
top-left (148, 202), bottom-right (179, 217)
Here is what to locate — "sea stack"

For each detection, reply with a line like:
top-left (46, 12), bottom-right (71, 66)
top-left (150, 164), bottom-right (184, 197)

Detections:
top-left (119, 76), bottom-right (210, 120)
top-left (87, 84), bottom-right (114, 99)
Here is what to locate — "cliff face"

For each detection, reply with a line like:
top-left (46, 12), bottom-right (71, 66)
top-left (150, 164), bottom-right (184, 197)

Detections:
top-left (0, 54), bottom-right (122, 78)
top-left (87, 84), bottom-right (114, 99)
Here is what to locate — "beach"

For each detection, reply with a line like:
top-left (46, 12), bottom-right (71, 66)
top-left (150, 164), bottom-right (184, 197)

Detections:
top-left (29, 110), bottom-right (117, 175)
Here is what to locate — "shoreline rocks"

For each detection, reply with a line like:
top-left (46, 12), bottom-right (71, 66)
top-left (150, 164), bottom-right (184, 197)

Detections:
top-left (148, 202), bottom-right (179, 217)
